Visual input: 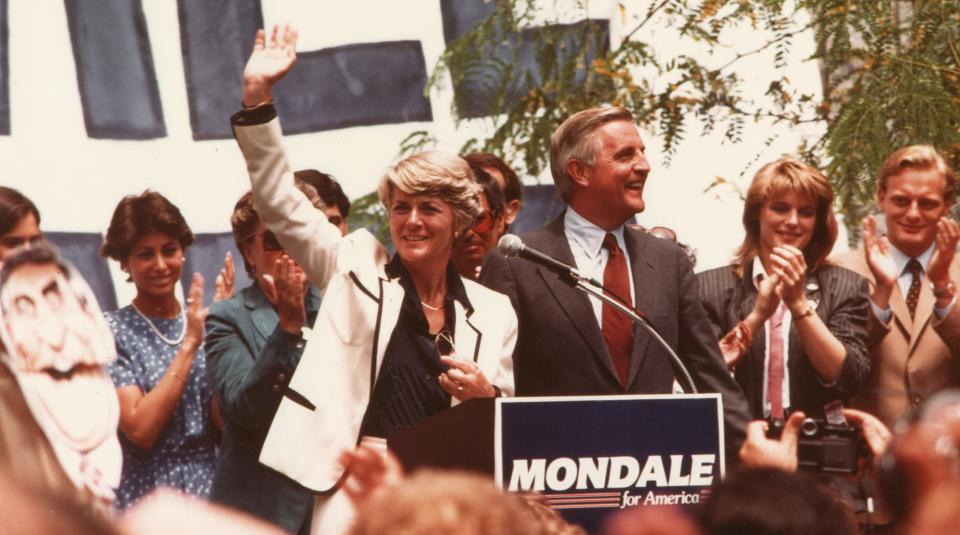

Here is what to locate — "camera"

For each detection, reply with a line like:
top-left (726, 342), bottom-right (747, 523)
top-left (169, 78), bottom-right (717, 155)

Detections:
top-left (767, 417), bottom-right (869, 474)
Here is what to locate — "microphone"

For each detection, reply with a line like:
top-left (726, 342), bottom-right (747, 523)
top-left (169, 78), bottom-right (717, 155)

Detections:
top-left (497, 234), bottom-right (583, 280)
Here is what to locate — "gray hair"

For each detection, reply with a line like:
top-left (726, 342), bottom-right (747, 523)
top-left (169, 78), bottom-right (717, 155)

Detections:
top-left (378, 150), bottom-right (481, 234)
top-left (549, 106), bottom-right (634, 200)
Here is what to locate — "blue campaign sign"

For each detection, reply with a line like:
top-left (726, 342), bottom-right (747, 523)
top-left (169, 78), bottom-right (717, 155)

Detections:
top-left (495, 394), bottom-right (724, 532)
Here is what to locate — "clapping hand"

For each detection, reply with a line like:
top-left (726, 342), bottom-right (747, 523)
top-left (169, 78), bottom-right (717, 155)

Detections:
top-left (769, 245), bottom-right (808, 313)
top-left (862, 215), bottom-right (898, 308)
top-left (338, 445), bottom-right (404, 510)
top-left (261, 255), bottom-right (309, 335)
top-left (926, 218), bottom-right (959, 292)
top-left (213, 251), bottom-right (235, 302)
top-left (242, 24), bottom-right (298, 107)
top-left (719, 326), bottom-right (749, 369)
top-left (183, 273), bottom-right (207, 349)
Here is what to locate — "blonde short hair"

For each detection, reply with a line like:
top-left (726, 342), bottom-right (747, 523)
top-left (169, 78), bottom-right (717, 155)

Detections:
top-left (733, 158), bottom-right (838, 276)
top-left (378, 150), bottom-right (481, 234)
top-left (878, 145), bottom-right (956, 201)
top-left (549, 106), bottom-right (634, 201)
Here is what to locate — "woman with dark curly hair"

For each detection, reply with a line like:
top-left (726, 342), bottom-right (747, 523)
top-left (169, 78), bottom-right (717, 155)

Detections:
top-left (100, 190), bottom-right (220, 509)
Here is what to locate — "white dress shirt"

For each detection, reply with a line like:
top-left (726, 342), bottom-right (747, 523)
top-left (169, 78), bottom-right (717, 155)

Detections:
top-left (870, 243), bottom-right (956, 323)
top-left (563, 207), bottom-right (636, 329)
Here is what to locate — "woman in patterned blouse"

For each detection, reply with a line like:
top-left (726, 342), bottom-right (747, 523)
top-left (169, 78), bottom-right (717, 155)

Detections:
top-left (100, 190), bottom-right (226, 509)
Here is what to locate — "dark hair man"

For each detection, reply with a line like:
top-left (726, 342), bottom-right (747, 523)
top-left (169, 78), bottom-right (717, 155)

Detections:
top-left (464, 152), bottom-right (522, 228)
top-left (480, 107), bottom-right (750, 453)
top-left (293, 169), bottom-right (351, 235)
top-left (833, 145), bottom-right (960, 426)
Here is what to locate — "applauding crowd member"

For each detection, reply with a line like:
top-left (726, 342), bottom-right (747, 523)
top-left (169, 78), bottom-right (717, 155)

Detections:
top-left (232, 25), bottom-right (516, 534)
top-left (698, 159), bottom-right (870, 420)
top-left (204, 186), bottom-right (329, 534)
top-left (100, 191), bottom-right (222, 509)
top-left (833, 146), bottom-right (960, 426)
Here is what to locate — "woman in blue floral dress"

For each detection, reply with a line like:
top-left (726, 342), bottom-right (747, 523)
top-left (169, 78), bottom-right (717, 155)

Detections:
top-left (100, 191), bottom-right (225, 509)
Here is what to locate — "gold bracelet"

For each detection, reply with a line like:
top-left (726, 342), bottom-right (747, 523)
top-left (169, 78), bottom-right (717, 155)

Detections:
top-left (793, 303), bottom-right (815, 320)
top-left (242, 99), bottom-right (274, 111)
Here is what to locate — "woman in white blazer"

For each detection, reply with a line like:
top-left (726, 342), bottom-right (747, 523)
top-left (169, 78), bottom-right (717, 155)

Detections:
top-left (229, 25), bottom-right (517, 534)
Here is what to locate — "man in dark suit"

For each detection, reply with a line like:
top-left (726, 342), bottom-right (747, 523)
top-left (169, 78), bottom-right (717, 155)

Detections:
top-left (480, 107), bottom-right (750, 449)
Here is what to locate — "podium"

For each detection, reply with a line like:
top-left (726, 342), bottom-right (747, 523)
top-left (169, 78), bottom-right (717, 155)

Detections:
top-left (389, 394), bottom-right (725, 533)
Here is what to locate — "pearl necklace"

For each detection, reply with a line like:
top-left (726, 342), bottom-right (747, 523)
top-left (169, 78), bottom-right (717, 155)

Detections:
top-left (131, 302), bottom-right (186, 346)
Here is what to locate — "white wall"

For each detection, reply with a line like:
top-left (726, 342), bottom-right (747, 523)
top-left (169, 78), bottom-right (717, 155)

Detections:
top-left (0, 0), bottom-right (840, 301)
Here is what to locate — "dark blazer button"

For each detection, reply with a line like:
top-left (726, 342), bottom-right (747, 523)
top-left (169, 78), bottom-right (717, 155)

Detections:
top-left (272, 384), bottom-right (281, 392)
top-left (278, 372), bottom-right (287, 382)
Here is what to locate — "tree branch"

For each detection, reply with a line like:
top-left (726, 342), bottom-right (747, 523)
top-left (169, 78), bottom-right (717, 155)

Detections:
top-left (713, 20), bottom-right (815, 73)
top-left (623, 0), bottom-right (672, 41)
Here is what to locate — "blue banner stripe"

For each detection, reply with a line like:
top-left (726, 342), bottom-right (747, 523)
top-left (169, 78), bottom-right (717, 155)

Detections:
top-left (177, 0), bottom-right (262, 140)
top-left (64, 0), bottom-right (166, 139)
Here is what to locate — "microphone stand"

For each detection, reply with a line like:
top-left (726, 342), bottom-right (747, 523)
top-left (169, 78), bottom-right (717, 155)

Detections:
top-left (559, 271), bottom-right (699, 394)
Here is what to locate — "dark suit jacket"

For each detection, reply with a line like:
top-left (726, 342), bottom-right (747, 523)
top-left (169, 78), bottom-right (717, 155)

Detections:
top-left (204, 283), bottom-right (320, 534)
top-left (481, 215), bottom-right (751, 451)
top-left (697, 263), bottom-right (870, 419)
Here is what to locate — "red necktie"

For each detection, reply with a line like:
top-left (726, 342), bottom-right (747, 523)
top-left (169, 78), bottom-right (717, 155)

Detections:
top-left (767, 302), bottom-right (787, 419)
top-left (602, 233), bottom-right (634, 387)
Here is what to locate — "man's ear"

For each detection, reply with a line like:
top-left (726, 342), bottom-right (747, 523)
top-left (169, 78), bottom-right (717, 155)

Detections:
top-left (567, 159), bottom-right (591, 188)
top-left (504, 199), bottom-right (521, 225)
top-left (876, 187), bottom-right (886, 208)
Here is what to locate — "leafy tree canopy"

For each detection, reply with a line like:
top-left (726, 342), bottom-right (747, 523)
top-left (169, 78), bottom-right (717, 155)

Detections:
top-left (418, 0), bottom-right (960, 237)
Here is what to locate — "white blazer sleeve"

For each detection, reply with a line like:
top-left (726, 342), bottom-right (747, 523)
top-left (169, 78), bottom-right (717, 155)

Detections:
top-left (233, 117), bottom-right (344, 292)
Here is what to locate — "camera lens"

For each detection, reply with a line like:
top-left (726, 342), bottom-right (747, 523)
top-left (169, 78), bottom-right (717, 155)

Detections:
top-left (801, 418), bottom-right (819, 436)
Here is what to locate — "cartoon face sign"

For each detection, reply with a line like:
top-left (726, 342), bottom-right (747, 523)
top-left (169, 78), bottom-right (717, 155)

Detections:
top-left (0, 245), bottom-right (117, 454)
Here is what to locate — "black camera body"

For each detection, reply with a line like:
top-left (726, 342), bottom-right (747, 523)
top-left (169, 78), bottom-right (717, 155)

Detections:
top-left (767, 417), bottom-right (869, 474)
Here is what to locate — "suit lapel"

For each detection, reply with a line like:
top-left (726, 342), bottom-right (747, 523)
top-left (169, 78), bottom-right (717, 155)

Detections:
top-left (907, 257), bottom-right (960, 354)
top-left (244, 285), bottom-right (279, 345)
top-left (533, 217), bottom-right (621, 385)
top-left (738, 264), bottom-right (767, 398)
top-left (623, 229), bottom-right (653, 387)
top-left (908, 274), bottom-right (934, 351)
top-left (454, 300), bottom-right (481, 363)
top-left (376, 278), bottom-right (404, 381)
top-left (889, 281), bottom-right (913, 337)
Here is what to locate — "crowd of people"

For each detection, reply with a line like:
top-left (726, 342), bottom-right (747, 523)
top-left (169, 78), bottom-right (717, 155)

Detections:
top-left (1, 23), bottom-right (960, 535)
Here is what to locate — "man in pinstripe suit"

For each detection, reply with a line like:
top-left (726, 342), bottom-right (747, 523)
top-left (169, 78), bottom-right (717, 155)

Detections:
top-left (832, 145), bottom-right (960, 426)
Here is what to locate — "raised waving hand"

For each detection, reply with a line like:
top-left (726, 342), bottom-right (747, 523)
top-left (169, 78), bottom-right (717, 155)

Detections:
top-left (242, 24), bottom-right (298, 107)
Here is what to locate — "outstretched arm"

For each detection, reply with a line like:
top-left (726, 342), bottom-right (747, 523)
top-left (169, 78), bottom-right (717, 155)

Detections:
top-left (232, 25), bottom-right (346, 292)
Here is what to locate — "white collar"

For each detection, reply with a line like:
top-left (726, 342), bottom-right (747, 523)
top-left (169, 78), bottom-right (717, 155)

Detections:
top-left (751, 256), bottom-right (769, 290)
top-left (890, 242), bottom-right (935, 276)
top-left (564, 207), bottom-right (627, 258)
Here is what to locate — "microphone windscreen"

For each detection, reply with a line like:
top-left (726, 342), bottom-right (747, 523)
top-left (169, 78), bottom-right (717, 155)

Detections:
top-left (497, 234), bottom-right (523, 257)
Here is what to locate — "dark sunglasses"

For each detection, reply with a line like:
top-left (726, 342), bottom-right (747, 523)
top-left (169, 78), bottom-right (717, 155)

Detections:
top-left (247, 230), bottom-right (284, 253)
top-left (471, 210), bottom-right (497, 233)
top-left (434, 329), bottom-right (455, 358)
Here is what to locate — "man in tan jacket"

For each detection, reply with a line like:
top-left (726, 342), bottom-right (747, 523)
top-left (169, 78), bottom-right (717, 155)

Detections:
top-left (833, 146), bottom-right (960, 426)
